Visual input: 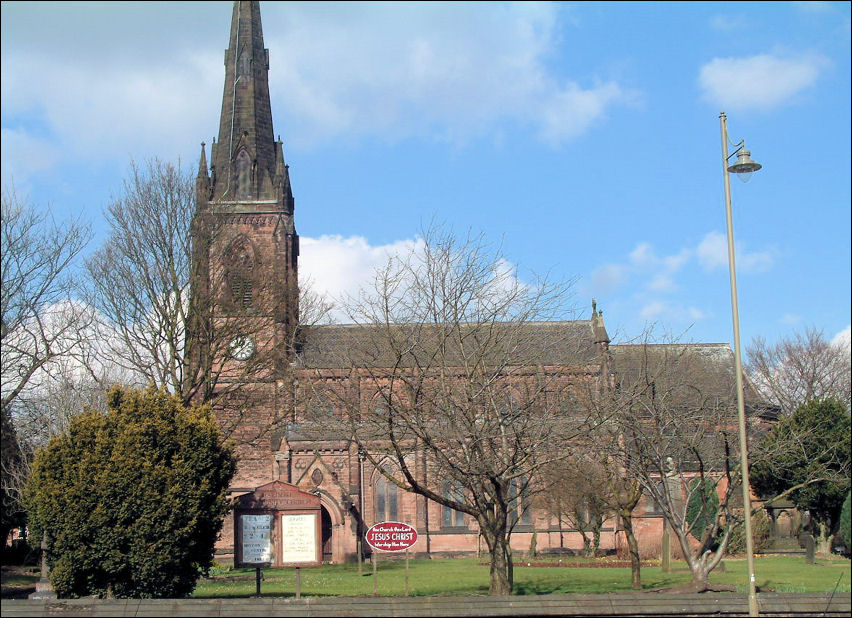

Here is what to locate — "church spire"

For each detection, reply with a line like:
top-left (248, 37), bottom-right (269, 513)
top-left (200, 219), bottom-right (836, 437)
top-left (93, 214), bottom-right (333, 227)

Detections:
top-left (210, 0), bottom-right (279, 202)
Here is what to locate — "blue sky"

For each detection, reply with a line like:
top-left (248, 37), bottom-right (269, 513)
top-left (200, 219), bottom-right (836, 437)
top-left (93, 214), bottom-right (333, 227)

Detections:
top-left (2, 1), bottom-right (850, 352)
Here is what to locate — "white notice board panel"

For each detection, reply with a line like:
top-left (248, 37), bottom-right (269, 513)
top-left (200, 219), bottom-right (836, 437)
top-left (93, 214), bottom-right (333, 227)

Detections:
top-left (241, 514), bottom-right (272, 564)
top-left (280, 513), bottom-right (318, 564)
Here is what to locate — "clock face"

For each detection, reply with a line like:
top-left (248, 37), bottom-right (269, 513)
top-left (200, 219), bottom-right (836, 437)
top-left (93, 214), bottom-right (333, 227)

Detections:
top-left (229, 335), bottom-right (255, 361)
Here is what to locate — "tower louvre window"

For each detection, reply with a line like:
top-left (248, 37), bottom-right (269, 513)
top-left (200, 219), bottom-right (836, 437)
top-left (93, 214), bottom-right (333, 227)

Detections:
top-left (225, 237), bottom-right (256, 309)
top-left (228, 271), bottom-right (253, 308)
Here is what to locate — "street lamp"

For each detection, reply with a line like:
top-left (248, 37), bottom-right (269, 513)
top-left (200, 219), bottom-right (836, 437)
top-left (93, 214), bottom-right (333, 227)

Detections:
top-left (719, 111), bottom-right (760, 617)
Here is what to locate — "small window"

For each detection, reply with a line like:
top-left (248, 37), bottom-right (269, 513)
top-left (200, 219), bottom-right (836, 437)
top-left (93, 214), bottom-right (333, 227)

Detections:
top-left (442, 483), bottom-right (465, 528)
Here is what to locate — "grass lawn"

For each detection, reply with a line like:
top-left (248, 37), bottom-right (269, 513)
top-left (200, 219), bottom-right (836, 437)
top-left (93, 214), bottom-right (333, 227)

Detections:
top-left (0, 566), bottom-right (40, 599)
top-left (191, 555), bottom-right (851, 598)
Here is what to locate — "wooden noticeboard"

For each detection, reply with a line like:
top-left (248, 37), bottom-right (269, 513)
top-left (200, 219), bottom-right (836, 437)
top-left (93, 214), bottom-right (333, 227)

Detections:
top-left (235, 481), bottom-right (322, 568)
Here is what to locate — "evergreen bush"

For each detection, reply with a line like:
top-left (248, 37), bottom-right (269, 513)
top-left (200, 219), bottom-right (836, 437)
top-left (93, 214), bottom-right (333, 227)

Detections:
top-left (24, 386), bottom-right (236, 598)
top-left (685, 477), bottom-right (719, 541)
top-left (839, 492), bottom-right (851, 547)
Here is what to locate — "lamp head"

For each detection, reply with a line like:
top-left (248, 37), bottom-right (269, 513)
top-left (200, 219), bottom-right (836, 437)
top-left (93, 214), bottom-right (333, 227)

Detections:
top-left (727, 146), bottom-right (761, 182)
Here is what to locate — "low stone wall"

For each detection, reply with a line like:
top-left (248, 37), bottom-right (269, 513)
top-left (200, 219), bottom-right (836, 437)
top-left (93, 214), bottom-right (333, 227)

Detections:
top-left (2, 593), bottom-right (849, 617)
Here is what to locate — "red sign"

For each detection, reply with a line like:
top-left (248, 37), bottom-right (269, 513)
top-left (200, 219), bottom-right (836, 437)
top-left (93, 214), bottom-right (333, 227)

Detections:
top-left (365, 521), bottom-right (418, 552)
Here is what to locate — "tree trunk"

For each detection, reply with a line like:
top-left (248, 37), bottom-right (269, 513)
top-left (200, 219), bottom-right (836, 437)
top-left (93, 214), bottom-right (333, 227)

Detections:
top-left (580, 531), bottom-right (592, 557)
top-left (622, 516), bottom-right (642, 589)
top-left (689, 566), bottom-right (710, 590)
top-left (481, 528), bottom-right (513, 595)
top-left (591, 525), bottom-right (602, 558)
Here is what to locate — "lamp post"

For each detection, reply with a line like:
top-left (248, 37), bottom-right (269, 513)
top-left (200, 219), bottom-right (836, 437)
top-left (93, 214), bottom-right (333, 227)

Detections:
top-left (719, 111), bottom-right (760, 617)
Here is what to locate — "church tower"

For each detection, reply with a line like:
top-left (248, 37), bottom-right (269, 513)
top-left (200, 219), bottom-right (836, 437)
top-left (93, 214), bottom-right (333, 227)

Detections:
top-left (190, 0), bottom-right (298, 486)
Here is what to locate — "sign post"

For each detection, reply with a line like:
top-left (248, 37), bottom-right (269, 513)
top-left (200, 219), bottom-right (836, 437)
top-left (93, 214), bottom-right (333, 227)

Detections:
top-left (239, 514), bottom-right (272, 596)
top-left (365, 522), bottom-right (418, 598)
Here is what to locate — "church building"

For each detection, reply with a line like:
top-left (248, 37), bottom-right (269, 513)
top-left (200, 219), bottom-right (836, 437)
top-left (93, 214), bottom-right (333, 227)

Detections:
top-left (191, 1), bottom-right (764, 565)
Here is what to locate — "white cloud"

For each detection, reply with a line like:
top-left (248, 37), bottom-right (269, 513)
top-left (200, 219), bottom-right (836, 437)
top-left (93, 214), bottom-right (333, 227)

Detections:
top-left (300, 234), bottom-right (422, 321)
top-left (589, 263), bottom-right (628, 295)
top-left (0, 128), bottom-right (59, 188)
top-left (709, 14), bottom-right (747, 32)
top-left (588, 230), bottom-right (775, 328)
top-left (780, 313), bottom-right (802, 325)
top-left (300, 232), bottom-right (536, 324)
top-left (640, 301), bottom-right (706, 323)
top-left (268, 2), bottom-right (635, 147)
top-left (640, 301), bottom-right (666, 320)
top-left (831, 325), bottom-right (851, 351)
top-left (699, 53), bottom-right (826, 111)
top-left (696, 231), bottom-right (774, 274)
top-left (791, 1), bottom-right (833, 14)
top-left (1, 50), bottom-right (222, 164)
top-left (648, 274), bottom-right (677, 292)
top-left (695, 231), bottom-right (729, 271)
top-left (2, 1), bottom-right (635, 178)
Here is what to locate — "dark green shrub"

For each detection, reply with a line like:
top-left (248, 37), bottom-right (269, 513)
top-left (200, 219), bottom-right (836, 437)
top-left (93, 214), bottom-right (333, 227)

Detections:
top-left (751, 398), bottom-right (850, 528)
top-left (686, 477), bottom-right (719, 541)
top-left (24, 386), bottom-right (236, 598)
top-left (840, 492), bottom-right (851, 546)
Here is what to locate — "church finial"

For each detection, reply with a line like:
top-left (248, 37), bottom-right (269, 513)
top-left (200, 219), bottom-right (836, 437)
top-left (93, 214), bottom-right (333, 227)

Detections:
top-left (591, 299), bottom-right (610, 345)
top-left (197, 142), bottom-right (209, 179)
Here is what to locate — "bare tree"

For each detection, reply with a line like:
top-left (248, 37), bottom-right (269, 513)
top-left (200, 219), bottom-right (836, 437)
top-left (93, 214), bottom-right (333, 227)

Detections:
top-left (600, 339), bottom-right (748, 591)
top-left (1, 187), bottom-right (92, 541)
top-left (86, 159), bottom-right (203, 399)
top-left (746, 327), bottom-right (851, 415)
top-left (85, 160), bottom-right (330, 444)
top-left (1, 187), bottom-right (92, 416)
top-left (299, 224), bottom-right (593, 595)
top-left (537, 454), bottom-right (611, 558)
top-left (1, 364), bottom-right (113, 542)
top-left (600, 462), bottom-right (644, 589)
top-left (580, 425), bottom-right (645, 588)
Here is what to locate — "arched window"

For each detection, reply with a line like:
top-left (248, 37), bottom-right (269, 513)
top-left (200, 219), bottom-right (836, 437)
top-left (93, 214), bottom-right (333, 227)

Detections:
top-left (225, 236), bottom-right (255, 309)
top-left (374, 469), bottom-right (398, 522)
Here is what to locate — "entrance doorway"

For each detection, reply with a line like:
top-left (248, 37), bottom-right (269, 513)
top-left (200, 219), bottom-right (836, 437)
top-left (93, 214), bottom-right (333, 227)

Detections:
top-left (321, 506), bottom-right (333, 562)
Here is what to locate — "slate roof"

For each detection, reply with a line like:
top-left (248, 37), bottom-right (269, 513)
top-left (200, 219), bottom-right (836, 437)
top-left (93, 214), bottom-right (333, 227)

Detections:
top-left (610, 343), bottom-right (775, 418)
top-left (295, 320), bottom-right (602, 370)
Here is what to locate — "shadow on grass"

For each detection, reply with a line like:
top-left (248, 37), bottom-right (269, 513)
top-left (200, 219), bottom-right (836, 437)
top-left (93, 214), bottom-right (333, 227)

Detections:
top-left (512, 575), bottom-right (689, 596)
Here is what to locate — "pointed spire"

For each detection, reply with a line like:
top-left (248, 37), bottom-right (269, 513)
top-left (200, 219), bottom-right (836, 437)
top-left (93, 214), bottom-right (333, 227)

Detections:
top-left (197, 142), bottom-right (209, 179)
top-left (196, 142), bottom-right (211, 209)
top-left (272, 137), bottom-right (294, 213)
top-left (211, 0), bottom-right (277, 201)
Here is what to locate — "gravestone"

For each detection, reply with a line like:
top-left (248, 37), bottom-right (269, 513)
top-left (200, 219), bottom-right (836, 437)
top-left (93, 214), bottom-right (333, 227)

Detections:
top-left (800, 533), bottom-right (815, 564)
